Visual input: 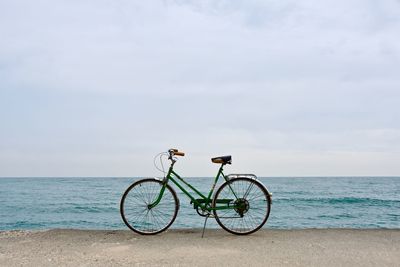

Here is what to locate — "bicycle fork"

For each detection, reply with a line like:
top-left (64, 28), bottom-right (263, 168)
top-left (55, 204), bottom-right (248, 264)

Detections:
top-left (147, 180), bottom-right (168, 209)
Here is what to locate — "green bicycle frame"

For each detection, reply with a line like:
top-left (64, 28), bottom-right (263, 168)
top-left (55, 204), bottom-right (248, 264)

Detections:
top-left (148, 164), bottom-right (238, 211)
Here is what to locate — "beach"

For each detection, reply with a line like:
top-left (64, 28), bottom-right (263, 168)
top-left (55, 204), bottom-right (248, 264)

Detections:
top-left (1, 229), bottom-right (399, 266)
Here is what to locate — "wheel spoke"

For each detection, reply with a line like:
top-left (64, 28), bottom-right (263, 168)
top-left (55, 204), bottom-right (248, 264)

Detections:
top-left (213, 178), bottom-right (271, 235)
top-left (121, 179), bottom-right (178, 234)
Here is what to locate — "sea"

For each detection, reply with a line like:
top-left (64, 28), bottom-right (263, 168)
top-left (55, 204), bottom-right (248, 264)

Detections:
top-left (0, 177), bottom-right (399, 231)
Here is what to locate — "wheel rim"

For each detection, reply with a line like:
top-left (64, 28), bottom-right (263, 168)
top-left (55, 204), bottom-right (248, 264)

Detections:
top-left (214, 179), bottom-right (270, 234)
top-left (121, 180), bottom-right (178, 234)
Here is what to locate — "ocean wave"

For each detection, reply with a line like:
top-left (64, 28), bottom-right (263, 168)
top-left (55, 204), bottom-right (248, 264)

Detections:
top-left (273, 197), bottom-right (400, 205)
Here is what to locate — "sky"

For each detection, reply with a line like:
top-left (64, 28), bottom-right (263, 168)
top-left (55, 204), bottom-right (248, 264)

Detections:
top-left (1, 0), bottom-right (400, 177)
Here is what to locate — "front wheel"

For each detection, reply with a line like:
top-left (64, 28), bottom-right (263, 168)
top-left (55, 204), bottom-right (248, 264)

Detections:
top-left (120, 178), bottom-right (179, 235)
top-left (212, 177), bottom-right (271, 235)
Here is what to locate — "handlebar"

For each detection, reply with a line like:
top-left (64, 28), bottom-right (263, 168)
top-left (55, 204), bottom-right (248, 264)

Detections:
top-left (169, 148), bottom-right (185, 157)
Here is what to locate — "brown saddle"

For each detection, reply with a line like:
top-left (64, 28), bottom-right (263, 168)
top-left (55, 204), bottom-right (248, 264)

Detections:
top-left (211, 155), bottom-right (232, 164)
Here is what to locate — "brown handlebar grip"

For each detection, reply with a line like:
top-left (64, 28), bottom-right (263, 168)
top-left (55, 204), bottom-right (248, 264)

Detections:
top-left (170, 148), bottom-right (178, 152)
top-left (174, 152), bottom-right (185, 156)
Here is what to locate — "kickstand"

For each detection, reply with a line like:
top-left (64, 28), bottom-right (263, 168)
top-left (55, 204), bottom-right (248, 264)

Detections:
top-left (201, 215), bottom-right (209, 238)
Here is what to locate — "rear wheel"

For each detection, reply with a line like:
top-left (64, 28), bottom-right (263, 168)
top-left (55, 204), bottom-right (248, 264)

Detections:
top-left (212, 178), bottom-right (271, 235)
top-left (120, 178), bottom-right (179, 235)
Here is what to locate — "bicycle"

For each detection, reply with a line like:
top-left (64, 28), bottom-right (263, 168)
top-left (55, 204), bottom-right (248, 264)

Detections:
top-left (120, 149), bottom-right (272, 236)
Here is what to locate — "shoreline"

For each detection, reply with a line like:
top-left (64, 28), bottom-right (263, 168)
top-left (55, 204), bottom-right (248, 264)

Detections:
top-left (1, 229), bottom-right (399, 266)
top-left (0, 228), bottom-right (400, 232)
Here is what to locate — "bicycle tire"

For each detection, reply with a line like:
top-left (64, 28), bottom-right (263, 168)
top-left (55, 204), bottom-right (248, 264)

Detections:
top-left (120, 178), bottom-right (179, 235)
top-left (212, 177), bottom-right (271, 235)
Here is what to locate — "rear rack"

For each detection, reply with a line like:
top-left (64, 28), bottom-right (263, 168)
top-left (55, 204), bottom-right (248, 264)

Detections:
top-left (226, 174), bottom-right (258, 180)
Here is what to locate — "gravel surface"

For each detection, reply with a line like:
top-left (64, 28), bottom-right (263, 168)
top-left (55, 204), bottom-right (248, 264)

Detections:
top-left (0, 229), bottom-right (399, 266)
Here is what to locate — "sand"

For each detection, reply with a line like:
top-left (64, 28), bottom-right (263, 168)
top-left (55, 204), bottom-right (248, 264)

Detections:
top-left (0, 229), bottom-right (399, 266)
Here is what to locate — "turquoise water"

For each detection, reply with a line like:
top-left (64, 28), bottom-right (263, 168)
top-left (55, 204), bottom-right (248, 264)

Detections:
top-left (0, 177), bottom-right (399, 230)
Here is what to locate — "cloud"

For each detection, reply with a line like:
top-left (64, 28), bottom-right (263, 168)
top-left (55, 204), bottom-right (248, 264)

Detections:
top-left (0, 0), bottom-right (399, 176)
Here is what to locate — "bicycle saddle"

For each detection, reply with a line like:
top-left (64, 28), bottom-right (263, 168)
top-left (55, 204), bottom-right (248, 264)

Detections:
top-left (211, 155), bottom-right (232, 164)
